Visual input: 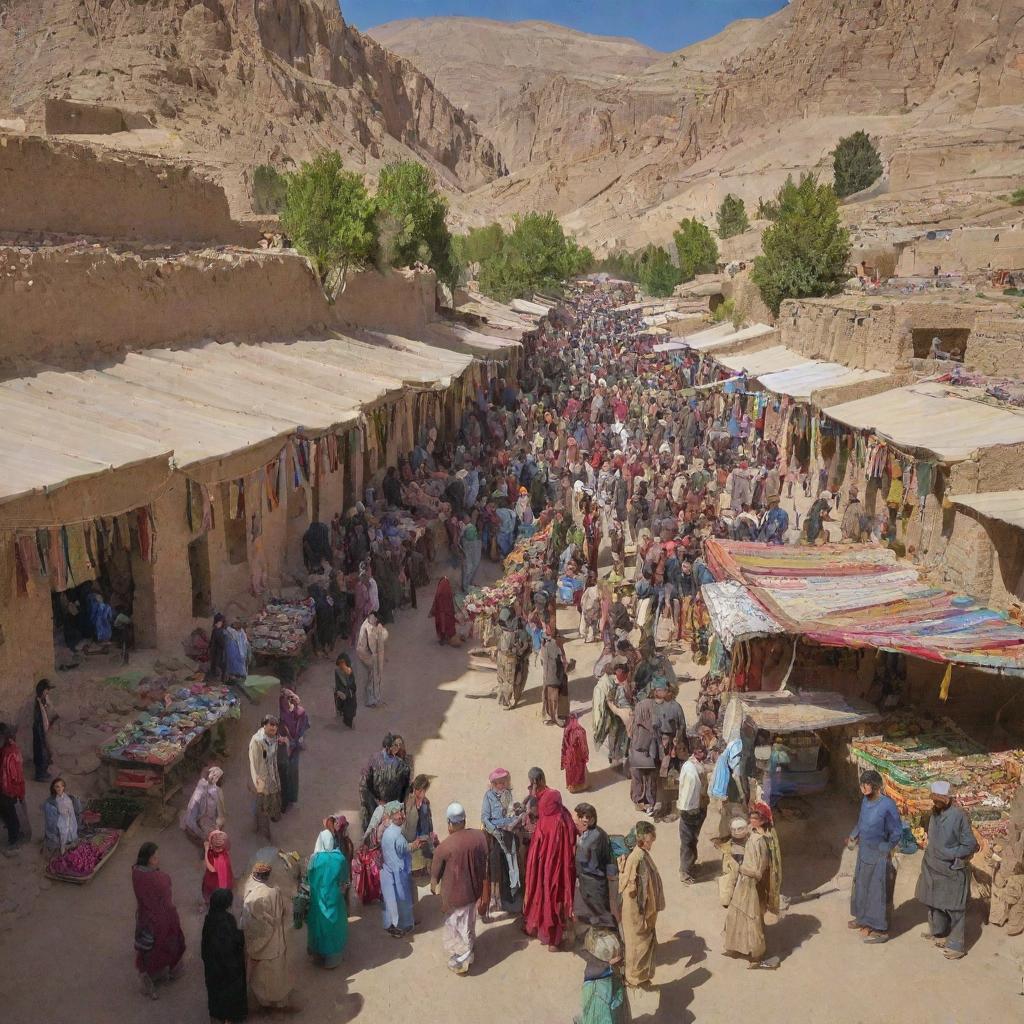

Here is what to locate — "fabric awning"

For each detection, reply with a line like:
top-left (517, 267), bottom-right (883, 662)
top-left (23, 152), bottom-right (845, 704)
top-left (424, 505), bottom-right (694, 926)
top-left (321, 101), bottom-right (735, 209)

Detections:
top-left (948, 491), bottom-right (1024, 530)
top-left (702, 580), bottom-right (785, 647)
top-left (687, 323), bottom-right (776, 353)
top-left (705, 539), bottom-right (1024, 672)
top-left (729, 690), bottom-right (881, 734)
top-left (756, 361), bottom-right (889, 400)
top-left (824, 382), bottom-right (1024, 462)
top-left (716, 345), bottom-right (816, 376)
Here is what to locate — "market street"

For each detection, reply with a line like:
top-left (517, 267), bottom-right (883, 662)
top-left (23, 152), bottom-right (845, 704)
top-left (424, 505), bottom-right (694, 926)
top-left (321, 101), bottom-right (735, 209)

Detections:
top-left (1, 554), bottom-right (1019, 1023)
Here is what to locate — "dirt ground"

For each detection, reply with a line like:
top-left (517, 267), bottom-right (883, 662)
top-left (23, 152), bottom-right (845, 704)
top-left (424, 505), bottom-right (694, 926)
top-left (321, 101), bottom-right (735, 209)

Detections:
top-left (2, 549), bottom-right (1022, 1024)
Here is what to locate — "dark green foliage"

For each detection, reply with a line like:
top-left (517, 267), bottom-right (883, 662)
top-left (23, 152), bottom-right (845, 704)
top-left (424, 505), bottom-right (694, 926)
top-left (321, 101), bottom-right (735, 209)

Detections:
top-left (252, 165), bottom-right (288, 215)
top-left (756, 196), bottom-right (780, 221)
top-left (716, 194), bottom-right (750, 239)
top-left (831, 131), bottom-right (883, 199)
top-left (751, 173), bottom-right (852, 316)
top-left (673, 218), bottom-right (719, 282)
top-left (589, 251), bottom-right (641, 282)
top-left (637, 245), bottom-right (682, 297)
top-left (477, 212), bottom-right (591, 302)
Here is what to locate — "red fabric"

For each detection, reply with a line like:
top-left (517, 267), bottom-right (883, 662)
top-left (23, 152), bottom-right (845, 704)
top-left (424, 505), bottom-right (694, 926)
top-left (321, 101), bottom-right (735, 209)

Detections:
top-left (353, 846), bottom-right (382, 904)
top-left (132, 866), bottom-right (186, 976)
top-left (561, 717), bottom-right (589, 790)
top-left (0, 741), bottom-right (25, 800)
top-left (429, 577), bottom-right (457, 641)
top-left (523, 788), bottom-right (577, 946)
top-left (201, 849), bottom-right (234, 901)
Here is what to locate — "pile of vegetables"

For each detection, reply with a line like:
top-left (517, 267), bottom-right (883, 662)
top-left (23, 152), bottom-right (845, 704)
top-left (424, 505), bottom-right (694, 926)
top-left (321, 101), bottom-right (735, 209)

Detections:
top-left (48, 829), bottom-right (120, 878)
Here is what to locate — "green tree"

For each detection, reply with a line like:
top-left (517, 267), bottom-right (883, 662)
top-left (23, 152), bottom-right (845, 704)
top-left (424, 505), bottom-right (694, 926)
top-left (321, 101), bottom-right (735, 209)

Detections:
top-left (462, 223), bottom-right (506, 264)
top-left (252, 165), bottom-right (289, 215)
top-left (756, 195), bottom-right (780, 221)
top-left (279, 151), bottom-right (376, 299)
top-left (751, 173), bottom-right (852, 316)
top-left (831, 131), bottom-right (883, 199)
top-left (374, 160), bottom-right (459, 288)
top-left (673, 218), bottom-right (719, 281)
top-left (637, 245), bottom-right (682, 297)
top-left (1009, 186), bottom-right (1024, 207)
top-left (477, 212), bottom-right (590, 301)
top-left (590, 250), bottom-right (640, 282)
top-left (716, 194), bottom-right (750, 239)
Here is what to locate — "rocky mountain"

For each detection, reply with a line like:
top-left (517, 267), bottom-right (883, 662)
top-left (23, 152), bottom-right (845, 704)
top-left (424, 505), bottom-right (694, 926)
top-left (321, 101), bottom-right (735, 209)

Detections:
top-left (381, 1), bottom-right (1024, 252)
top-left (369, 17), bottom-right (661, 170)
top-left (0, 0), bottom-right (506, 215)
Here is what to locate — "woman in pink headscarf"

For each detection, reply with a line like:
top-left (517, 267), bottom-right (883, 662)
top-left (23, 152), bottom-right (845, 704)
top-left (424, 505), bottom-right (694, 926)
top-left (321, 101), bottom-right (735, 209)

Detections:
top-left (522, 788), bottom-right (577, 950)
top-left (202, 829), bottom-right (234, 903)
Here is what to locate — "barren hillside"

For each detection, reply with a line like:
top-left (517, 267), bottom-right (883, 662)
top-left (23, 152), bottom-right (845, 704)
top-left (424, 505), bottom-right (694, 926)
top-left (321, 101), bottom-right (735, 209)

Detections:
top-left (395, 0), bottom-right (1024, 252)
top-left (370, 17), bottom-right (661, 170)
top-left (0, 0), bottom-right (506, 216)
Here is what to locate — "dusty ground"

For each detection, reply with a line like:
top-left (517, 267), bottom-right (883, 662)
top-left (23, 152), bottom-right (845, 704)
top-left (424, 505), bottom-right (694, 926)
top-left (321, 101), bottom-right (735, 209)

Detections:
top-left (2, 548), bottom-right (1022, 1023)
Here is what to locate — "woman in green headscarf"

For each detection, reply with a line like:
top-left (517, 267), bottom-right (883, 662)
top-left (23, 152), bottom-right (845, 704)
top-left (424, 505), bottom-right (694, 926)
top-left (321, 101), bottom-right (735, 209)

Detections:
top-left (307, 828), bottom-right (349, 968)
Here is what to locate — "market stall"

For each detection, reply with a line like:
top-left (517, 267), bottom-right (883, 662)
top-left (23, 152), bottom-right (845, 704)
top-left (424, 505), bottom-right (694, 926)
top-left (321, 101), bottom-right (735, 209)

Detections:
top-left (100, 679), bottom-right (240, 802)
top-left (247, 597), bottom-right (315, 682)
top-left (724, 689), bottom-right (881, 803)
top-left (851, 708), bottom-right (1024, 848)
top-left (46, 827), bottom-right (123, 885)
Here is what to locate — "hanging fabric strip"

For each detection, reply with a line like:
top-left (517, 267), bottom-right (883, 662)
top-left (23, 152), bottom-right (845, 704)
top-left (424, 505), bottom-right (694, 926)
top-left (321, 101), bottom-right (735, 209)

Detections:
top-left (228, 480), bottom-right (241, 519)
top-left (185, 478), bottom-right (194, 533)
top-left (201, 485), bottom-right (214, 532)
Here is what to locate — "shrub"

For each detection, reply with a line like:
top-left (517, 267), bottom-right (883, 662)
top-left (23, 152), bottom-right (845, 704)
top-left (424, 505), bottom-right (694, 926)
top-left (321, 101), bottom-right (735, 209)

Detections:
top-left (832, 131), bottom-right (883, 199)
top-left (637, 245), bottom-right (682, 297)
top-left (751, 173), bottom-right (851, 316)
top-left (716, 194), bottom-right (750, 239)
top-left (673, 219), bottom-right (719, 282)
top-left (252, 164), bottom-right (288, 215)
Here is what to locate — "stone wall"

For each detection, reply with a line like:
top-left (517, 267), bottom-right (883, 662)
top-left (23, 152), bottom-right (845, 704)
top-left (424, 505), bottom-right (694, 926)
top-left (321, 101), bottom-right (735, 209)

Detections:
top-left (895, 224), bottom-right (1024, 277)
top-left (0, 133), bottom-right (258, 245)
top-left (0, 247), bottom-right (436, 379)
top-left (780, 297), bottom-right (982, 372)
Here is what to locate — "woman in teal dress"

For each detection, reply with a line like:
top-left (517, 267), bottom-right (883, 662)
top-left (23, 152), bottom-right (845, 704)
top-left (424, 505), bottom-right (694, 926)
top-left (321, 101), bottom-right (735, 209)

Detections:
top-left (307, 828), bottom-right (349, 968)
top-left (576, 928), bottom-right (629, 1024)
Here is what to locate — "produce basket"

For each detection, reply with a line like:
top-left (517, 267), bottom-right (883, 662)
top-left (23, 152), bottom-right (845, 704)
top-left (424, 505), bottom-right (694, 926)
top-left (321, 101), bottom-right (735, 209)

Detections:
top-left (45, 828), bottom-right (122, 885)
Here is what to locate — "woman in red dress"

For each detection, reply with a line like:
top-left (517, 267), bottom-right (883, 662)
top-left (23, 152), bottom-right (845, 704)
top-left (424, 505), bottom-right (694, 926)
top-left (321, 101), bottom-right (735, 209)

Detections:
top-left (429, 575), bottom-right (458, 645)
top-left (132, 842), bottom-right (186, 999)
top-left (522, 788), bottom-right (577, 950)
top-left (201, 829), bottom-right (234, 904)
top-left (561, 713), bottom-right (590, 793)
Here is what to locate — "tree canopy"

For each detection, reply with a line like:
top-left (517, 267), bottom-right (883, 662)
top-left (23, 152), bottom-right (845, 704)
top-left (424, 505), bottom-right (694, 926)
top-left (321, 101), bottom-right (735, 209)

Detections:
top-left (831, 131), bottom-right (883, 199)
top-left (279, 151), bottom-right (376, 299)
top-left (716, 194), bottom-right (750, 239)
top-left (673, 218), bottom-right (719, 282)
top-left (751, 173), bottom-right (851, 316)
top-left (637, 245), bottom-right (681, 297)
top-left (374, 160), bottom-right (460, 288)
top-left (252, 165), bottom-right (288, 215)
top-left (477, 212), bottom-right (592, 302)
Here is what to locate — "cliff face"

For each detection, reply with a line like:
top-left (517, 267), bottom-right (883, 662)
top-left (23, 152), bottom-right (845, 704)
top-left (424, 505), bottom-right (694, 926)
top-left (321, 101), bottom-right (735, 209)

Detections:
top-left (398, 0), bottom-right (1024, 250)
top-left (0, 0), bottom-right (505, 210)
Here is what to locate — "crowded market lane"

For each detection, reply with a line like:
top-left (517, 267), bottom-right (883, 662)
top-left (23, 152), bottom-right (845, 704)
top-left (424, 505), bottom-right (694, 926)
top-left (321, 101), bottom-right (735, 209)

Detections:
top-left (1, 559), bottom-right (1019, 1023)
top-left (2, 283), bottom-right (1021, 1024)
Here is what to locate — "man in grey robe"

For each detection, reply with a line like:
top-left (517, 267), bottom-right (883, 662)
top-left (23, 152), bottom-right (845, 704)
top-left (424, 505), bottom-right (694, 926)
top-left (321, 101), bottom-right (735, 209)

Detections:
top-left (915, 780), bottom-right (978, 959)
top-left (650, 679), bottom-right (687, 820)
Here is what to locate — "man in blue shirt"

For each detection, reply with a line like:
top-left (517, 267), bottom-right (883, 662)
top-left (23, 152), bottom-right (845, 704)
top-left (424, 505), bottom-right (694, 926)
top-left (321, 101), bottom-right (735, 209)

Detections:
top-left (847, 769), bottom-right (903, 943)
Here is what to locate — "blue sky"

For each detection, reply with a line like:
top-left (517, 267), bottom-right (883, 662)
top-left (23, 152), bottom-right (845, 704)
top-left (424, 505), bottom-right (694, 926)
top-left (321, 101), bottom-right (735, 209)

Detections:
top-left (345, 0), bottom-right (789, 52)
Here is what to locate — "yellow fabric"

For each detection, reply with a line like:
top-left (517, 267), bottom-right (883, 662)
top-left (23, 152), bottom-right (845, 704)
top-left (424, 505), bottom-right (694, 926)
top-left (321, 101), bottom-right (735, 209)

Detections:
top-left (939, 663), bottom-right (953, 702)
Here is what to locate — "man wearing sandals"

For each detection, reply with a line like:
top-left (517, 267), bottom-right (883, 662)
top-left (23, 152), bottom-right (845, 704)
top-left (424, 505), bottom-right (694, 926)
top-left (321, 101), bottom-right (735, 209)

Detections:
top-left (916, 780), bottom-right (978, 959)
top-left (847, 769), bottom-right (902, 943)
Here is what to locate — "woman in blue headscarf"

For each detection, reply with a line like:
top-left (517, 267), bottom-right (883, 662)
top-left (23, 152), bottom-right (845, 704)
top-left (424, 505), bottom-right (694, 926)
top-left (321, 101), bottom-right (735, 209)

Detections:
top-left (307, 828), bottom-right (349, 968)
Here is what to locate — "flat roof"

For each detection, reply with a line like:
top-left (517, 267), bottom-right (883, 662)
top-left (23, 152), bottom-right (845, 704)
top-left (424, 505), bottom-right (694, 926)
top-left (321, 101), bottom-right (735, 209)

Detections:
top-left (824, 382), bottom-right (1024, 462)
top-left (0, 331), bottom-right (476, 506)
top-left (948, 490), bottom-right (1024, 530)
top-left (756, 361), bottom-right (890, 400)
top-left (717, 345), bottom-right (816, 376)
top-left (688, 323), bottom-right (776, 353)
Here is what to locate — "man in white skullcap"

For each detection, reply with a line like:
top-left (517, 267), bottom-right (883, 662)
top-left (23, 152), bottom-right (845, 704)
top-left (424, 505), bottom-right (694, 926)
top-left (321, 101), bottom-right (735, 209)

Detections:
top-left (916, 780), bottom-right (978, 959)
top-left (430, 802), bottom-right (490, 975)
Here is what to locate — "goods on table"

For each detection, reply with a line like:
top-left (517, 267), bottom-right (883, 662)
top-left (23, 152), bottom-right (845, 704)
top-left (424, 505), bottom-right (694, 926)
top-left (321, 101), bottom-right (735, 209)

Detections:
top-left (46, 828), bottom-right (121, 883)
top-left (248, 598), bottom-right (314, 657)
top-left (852, 708), bottom-right (1023, 834)
top-left (101, 683), bottom-right (240, 766)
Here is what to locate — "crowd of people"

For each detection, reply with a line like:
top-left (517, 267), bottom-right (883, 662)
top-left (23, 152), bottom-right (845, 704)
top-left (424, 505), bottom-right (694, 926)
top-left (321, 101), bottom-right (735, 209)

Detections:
top-left (90, 281), bottom-right (981, 1020)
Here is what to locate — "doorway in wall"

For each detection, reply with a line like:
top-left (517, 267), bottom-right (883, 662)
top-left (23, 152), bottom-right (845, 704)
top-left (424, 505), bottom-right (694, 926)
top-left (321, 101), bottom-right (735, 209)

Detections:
top-left (188, 535), bottom-right (213, 618)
